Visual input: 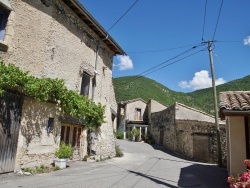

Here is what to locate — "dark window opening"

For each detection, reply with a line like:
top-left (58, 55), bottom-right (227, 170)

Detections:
top-left (80, 72), bottom-right (90, 97)
top-left (47, 117), bottom-right (54, 133)
top-left (0, 8), bottom-right (9, 41)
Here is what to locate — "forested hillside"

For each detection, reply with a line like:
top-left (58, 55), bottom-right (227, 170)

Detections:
top-left (113, 75), bottom-right (250, 114)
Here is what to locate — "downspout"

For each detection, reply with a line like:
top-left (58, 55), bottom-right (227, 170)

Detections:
top-left (91, 35), bottom-right (109, 101)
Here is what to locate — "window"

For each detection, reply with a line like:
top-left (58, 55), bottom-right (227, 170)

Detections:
top-left (135, 108), bottom-right (142, 120)
top-left (47, 117), bottom-right (54, 133)
top-left (80, 72), bottom-right (90, 97)
top-left (60, 124), bottom-right (83, 147)
top-left (0, 8), bottom-right (8, 41)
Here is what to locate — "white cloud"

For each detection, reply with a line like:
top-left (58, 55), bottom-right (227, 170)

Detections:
top-left (116, 55), bottom-right (133, 71)
top-left (244, 36), bottom-right (250, 45)
top-left (178, 70), bottom-right (226, 90)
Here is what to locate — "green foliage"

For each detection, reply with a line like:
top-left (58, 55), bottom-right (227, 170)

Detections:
top-left (116, 132), bottom-right (124, 139)
top-left (53, 166), bottom-right (60, 171)
top-left (82, 154), bottom-right (89, 161)
top-left (23, 164), bottom-right (54, 174)
top-left (115, 145), bottom-right (124, 157)
top-left (0, 61), bottom-right (105, 129)
top-left (55, 143), bottom-right (73, 159)
top-left (114, 75), bottom-right (250, 115)
top-left (131, 128), bottom-right (140, 138)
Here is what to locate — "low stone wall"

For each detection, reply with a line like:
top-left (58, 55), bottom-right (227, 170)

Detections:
top-left (150, 110), bottom-right (226, 165)
top-left (175, 120), bottom-right (226, 165)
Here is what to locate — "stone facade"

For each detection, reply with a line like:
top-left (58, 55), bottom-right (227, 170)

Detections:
top-left (15, 98), bottom-right (61, 170)
top-left (0, 0), bottom-right (124, 170)
top-left (150, 103), bottom-right (226, 165)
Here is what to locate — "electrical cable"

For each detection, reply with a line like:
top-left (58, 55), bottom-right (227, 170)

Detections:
top-left (212, 0), bottom-right (224, 40)
top-left (107, 0), bottom-right (140, 32)
top-left (130, 43), bottom-right (206, 81)
top-left (127, 45), bottom-right (207, 84)
top-left (127, 43), bottom-right (201, 54)
top-left (138, 47), bottom-right (207, 78)
top-left (202, 0), bottom-right (208, 41)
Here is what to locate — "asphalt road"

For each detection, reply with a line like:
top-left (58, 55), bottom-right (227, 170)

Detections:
top-left (0, 140), bottom-right (228, 188)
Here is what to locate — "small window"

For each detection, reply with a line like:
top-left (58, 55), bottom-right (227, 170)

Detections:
top-left (47, 117), bottom-right (54, 133)
top-left (80, 72), bottom-right (90, 97)
top-left (0, 8), bottom-right (8, 41)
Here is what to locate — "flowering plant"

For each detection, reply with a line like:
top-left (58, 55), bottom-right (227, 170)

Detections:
top-left (228, 160), bottom-right (250, 188)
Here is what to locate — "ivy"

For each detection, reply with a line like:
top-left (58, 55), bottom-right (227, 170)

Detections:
top-left (0, 61), bottom-right (105, 129)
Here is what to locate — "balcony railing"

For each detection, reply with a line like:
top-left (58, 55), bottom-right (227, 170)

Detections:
top-left (126, 115), bottom-right (144, 121)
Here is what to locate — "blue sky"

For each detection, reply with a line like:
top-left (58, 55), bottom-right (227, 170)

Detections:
top-left (81, 0), bottom-right (250, 92)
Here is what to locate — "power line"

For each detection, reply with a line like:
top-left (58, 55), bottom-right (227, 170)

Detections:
top-left (141, 47), bottom-right (207, 77)
top-left (107, 0), bottom-right (140, 32)
top-left (202, 0), bottom-right (208, 41)
top-left (212, 0), bottom-right (224, 40)
top-left (127, 43), bottom-right (201, 54)
top-left (126, 44), bottom-right (206, 83)
top-left (128, 43), bottom-right (205, 82)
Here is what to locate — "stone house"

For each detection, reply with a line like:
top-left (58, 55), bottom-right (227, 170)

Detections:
top-left (0, 0), bottom-right (125, 173)
top-left (220, 91), bottom-right (250, 176)
top-left (117, 98), bottom-right (167, 140)
top-left (150, 102), bottom-right (226, 164)
top-left (117, 98), bottom-right (148, 140)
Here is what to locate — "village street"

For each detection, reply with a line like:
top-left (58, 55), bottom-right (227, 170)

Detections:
top-left (0, 140), bottom-right (228, 188)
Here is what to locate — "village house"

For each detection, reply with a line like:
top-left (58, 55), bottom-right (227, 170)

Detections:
top-left (220, 91), bottom-right (250, 176)
top-left (150, 102), bottom-right (226, 164)
top-left (117, 98), bottom-right (149, 140)
top-left (0, 0), bottom-right (125, 173)
top-left (117, 98), bottom-right (168, 140)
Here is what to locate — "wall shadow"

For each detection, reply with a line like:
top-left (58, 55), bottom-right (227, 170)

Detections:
top-left (152, 144), bottom-right (198, 162)
top-left (178, 164), bottom-right (229, 188)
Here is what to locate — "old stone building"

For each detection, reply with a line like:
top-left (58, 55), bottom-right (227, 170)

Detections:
top-left (150, 102), bottom-right (226, 165)
top-left (0, 0), bottom-right (124, 173)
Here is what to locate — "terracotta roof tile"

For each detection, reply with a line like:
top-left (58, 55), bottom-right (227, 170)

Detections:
top-left (220, 91), bottom-right (250, 111)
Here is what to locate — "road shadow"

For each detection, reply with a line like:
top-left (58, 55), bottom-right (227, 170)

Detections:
top-left (178, 164), bottom-right (229, 188)
top-left (152, 144), bottom-right (198, 162)
top-left (128, 170), bottom-right (178, 188)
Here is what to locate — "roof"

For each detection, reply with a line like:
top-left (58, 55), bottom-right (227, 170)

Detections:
top-left (147, 99), bottom-right (168, 107)
top-left (62, 0), bottom-right (125, 55)
top-left (175, 102), bottom-right (214, 118)
top-left (120, 98), bottom-right (147, 105)
top-left (220, 91), bottom-right (250, 111)
top-left (219, 91), bottom-right (250, 118)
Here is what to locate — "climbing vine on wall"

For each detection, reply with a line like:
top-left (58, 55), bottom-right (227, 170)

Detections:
top-left (0, 61), bottom-right (105, 129)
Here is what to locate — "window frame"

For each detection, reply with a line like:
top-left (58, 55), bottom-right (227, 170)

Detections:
top-left (0, 8), bottom-right (8, 41)
top-left (80, 72), bottom-right (91, 97)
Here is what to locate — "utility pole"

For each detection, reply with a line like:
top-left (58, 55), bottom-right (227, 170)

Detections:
top-left (208, 41), bottom-right (222, 167)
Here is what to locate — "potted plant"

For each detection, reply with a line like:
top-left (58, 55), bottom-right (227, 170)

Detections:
top-left (54, 143), bottom-right (73, 169)
top-left (130, 128), bottom-right (140, 142)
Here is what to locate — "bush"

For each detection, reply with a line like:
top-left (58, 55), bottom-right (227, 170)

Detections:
top-left (116, 132), bottom-right (124, 139)
top-left (55, 143), bottom-right (73, 159)
top-left (115, 145), bottom-right (124, 157)
top-left (228, 159), bottom-right (250, 187)
top-left (82, 154), bottom-right (89, 161)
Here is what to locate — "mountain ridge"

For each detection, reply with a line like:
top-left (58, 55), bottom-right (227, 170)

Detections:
top-left (113, 75), bottom-right (250, 114)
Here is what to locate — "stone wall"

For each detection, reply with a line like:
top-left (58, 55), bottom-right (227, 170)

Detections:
top-left (2, 0), bottom-right (117, 161)
top-left (150, 105), bottom-right (176, 150)
top-left (15, 98), bottom-right (61, 171)
top-left (150, 104), bottom-right (227, 165)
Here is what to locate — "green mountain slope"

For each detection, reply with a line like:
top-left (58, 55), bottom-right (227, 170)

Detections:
top-left (113, 75), bottom-right (250, 114)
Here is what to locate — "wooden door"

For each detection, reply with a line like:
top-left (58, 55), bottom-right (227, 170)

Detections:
top-left (0, 93), bottom-right (23, 173)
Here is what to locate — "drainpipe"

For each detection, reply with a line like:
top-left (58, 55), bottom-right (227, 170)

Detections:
top-left (91, 35), bottom-right (109, 101)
